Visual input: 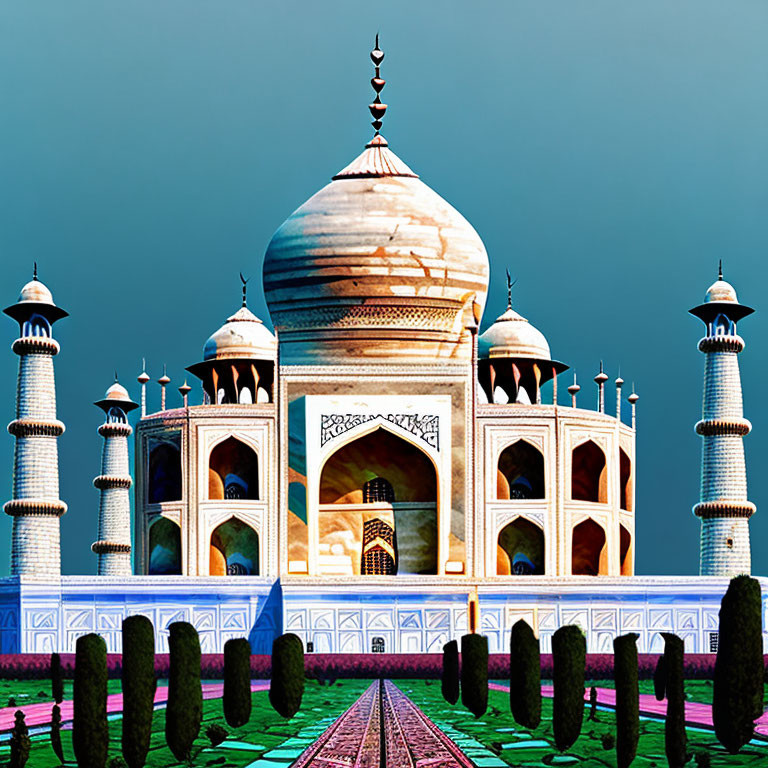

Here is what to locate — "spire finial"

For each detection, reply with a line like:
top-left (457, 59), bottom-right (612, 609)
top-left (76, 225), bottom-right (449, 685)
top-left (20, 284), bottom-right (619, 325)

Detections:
top-left (33, 262), bottom-right (38, 281)
top-left (114, 370), bottom-right (118, 383)
top-left (239, 272), bottom-right (250, 308)
top-left (369, 34), bottom-right (387, 137)
top-left (718, 259), bottom-right (723, 281)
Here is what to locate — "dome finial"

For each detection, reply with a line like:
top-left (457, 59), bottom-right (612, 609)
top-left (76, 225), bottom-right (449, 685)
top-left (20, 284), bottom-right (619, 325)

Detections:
top-left (33, 262), bottom-right (38, 281)
top-left (239, 272), bottom-right (250, 308)
top-left (369, 34), bottom-right (387, 137)
top-left (718, 259), bottom-right (723, 281)
top-left (505, 269), bottom-right (517, 310)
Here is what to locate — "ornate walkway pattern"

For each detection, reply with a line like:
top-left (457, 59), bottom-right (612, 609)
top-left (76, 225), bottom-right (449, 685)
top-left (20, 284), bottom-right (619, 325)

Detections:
top-left (292, 679), bottom-right (475, 767)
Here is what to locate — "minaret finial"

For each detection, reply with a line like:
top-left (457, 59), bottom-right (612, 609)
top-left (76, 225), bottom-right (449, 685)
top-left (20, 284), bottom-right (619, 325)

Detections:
top-left (718, 259), bottom-right (723, 281)
top-left (114, 370), bottom-right (118, 383)
top-left (239, 272), bottom-right (250, 308)
top-left (369, 34), bottom-right (387, 137)
top-left (33, 262), bottom-right (38, 281)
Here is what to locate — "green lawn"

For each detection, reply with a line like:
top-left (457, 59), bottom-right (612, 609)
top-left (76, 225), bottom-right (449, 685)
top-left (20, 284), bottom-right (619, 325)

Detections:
top-left (0, 679), bottom-right (369, 768)
top-left (402, 680), bottom-right (768, 768)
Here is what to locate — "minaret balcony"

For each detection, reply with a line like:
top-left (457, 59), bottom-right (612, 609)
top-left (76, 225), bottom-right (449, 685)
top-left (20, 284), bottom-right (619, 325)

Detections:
top-left (93, 474), bottom-right (133, 490)
top-left (695, 418), bottom-right (751, 436)
top-left (698, 334), bottom-right (745, 353)
top-left (7, 418), bottom-right (65, 437)
top-left (693, 500), bottom-right (756, 519)
top-left (98, 422), bottom-right (133, 438)
top-left (4, 498), bottom-right (68, 517)
top-left (12, 336), bottom-right (60, 356)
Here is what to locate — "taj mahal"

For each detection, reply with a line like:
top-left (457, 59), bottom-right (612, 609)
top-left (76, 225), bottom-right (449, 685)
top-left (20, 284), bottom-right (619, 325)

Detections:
top-left (0, 40), bottom-right (765, 656)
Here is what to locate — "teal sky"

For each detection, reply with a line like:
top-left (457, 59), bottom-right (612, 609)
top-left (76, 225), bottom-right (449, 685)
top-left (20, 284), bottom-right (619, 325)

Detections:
top-left (1, 1), bottom-right (767, 576)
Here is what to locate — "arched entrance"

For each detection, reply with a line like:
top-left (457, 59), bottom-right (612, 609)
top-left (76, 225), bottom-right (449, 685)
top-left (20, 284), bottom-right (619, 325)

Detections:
top-left (148, 517), bottom-right (182, 575)
top-left (620, 449), bottom-right (632, 511)
top-left (497, 518), bottom-right (545, 575)
top-left (208, 437), bottom-right (259, 500)
top-left (210, 517), bottom-right (259, 575)
top-left (571, 519), bottom-right (607, 575)
top-left (318, 427), bottom-right (438, 575)
top-left (497, 440), bottom-right (545, 499)
top-left (571, 441), bottom-right (607, 503)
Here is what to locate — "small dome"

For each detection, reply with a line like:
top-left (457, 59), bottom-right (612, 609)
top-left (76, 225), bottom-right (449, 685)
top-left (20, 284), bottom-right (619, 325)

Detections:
top-left (479, 308), bottom-right (551, 360)
top-left (18, 279), bottom-right (54, 305)
top-left (705, 279), bottom-right (738, 304)
top-left (104, 382), bottom-right (131, 401)
top-left (203, 306), bottom-right (276, 362)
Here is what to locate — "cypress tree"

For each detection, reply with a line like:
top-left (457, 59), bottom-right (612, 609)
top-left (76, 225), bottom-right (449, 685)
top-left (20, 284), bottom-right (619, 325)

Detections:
top-left (713, 575), bottom-right (764, 754)
top-left (653, 654), bottom-right (666, 702)
top-left (10, 710), bottom-right (30, 768)
top-left (73, 633), bottom-right (109, 768)
top-left (122, 615), bottom-right (157, 768)
top-left (223, 638), bottom-right (252, 728)
top-left (614, 633), bottom-right (640, 768)
top-left (165, 622), bottom-right (202, 762)
top-left (441, 640), bottom-right (460, 705)
top-left (50, 704), bottom-right (64, 764)
top-left (552, 625), bottom-right (586, 753)
top-left (269, 633), bottom-right (305, 718)
top-left (460, 633), bottom-right (488, 718)
top-left (509, 619), bottom-right (541, 729)
top-left (661, 632), bottom-right (686, 768)
top-left (51, 652), bottom-right (64, 704)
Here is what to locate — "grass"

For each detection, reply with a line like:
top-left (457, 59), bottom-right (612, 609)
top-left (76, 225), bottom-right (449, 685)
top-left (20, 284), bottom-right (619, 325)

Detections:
top-left (403, 679), bottom-right (768, 767)
top-left (0, 679), bottom-right (369, 767)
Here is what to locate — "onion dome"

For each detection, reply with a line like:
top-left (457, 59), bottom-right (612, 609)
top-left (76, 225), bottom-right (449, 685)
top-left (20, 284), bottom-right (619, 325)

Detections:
top-left (479, 308), bottom-right (552, 361)
top-left (690, 262), bottom-right (753, 324)
top-left (262, 38), bottom-right (489, 365)
top-left (202, 306), bottom-right (276, 362)
top-left (4, 264), bottom-right (68, 325)
top-left (95, 379), bottom-right (138, 414)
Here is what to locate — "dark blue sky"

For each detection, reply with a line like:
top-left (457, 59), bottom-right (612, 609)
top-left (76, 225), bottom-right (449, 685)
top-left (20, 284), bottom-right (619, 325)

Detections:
top-left (1, 1), bottom-right (767, 576)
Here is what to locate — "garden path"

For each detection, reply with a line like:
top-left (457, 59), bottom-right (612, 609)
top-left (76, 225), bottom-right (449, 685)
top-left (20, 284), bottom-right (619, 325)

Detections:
top-left (0, 680), bottom-right (270, 732)
top-left (489, 683), bottom-right (768, 739)
top-left (292, 679), bottom-right (476, 767)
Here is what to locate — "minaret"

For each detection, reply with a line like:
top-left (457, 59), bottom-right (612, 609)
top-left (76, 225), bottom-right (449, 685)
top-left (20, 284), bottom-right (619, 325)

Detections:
top-left (92, 378), bottom-right (138, 575)
top-left (690, 265), bottom-right (755, 576)
top-left (3, 268), bottom-right (68, 576)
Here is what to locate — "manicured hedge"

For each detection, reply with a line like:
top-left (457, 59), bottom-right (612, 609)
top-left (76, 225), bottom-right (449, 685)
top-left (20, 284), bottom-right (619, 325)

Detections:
top-left (73, 633), bottom-right (108, 768)
top-left (441, 640), bottom-right (460, 705)
top-left (509, 620), bottom-right (541, 729)
top-left (269, 633), bottom-right (304, 718)
top-left (461, 634), bottom-right (488, 718)
top-left (662, 633), bottom-right (686, 768)
top-left (1, 651), bottom-right (766, 681)
top-left (223, 638), bottom-right (252, 728)
top-left (614, 633), bottom-right (640, 768)
top-left (552, 625), bottom-right (586, 753)
top-left (165, 622), bottom-right (202, 763)
top-left (121, 615), bottom-right (156, 768)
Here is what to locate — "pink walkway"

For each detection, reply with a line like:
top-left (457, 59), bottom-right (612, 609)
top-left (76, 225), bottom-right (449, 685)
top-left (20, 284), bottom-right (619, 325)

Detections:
top-left (0, 681), bottom-right (269, 732)
top-left (489, 683), bottom-right (768, 740)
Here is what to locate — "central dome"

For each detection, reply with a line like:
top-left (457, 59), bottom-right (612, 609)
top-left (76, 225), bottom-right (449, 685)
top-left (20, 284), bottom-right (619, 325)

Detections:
top-left (262, 136), bottom-right (490, 364)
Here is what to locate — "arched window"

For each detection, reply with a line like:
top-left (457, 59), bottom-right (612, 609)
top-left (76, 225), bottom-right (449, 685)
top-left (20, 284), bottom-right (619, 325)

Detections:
top-left (107, 406), bottom-right (127, 424)
top-left (713, 313), bottom-right (733, 337)
top-left (361, 518), bottom-right (396, 575)
top-left (571, 519), bottom-right (607, 575)
top-left (571, 441), bottom-right (607, 503)
top-left (148, 517), bottom-right (182, 575)
top-left (497, 440), bottom-right (545, 500)
top-left (147, 436), bottom-right (182, 503)
top-left (208, 437), bottom-right (259, 500)
top-left (497, 518), bottom-right (545, 575)
top-left (620, 449), bottom-right (632, 511)
top-left (238, 387), bottom-right (253, 404)
top-left (363, 477), bottom-right (395, 503)
top-left (620, 524), bottom-right (632, 576)
top-left (210, 517), bottom-right (259, 575)
top-left (22, 313), bottom-right (51, 339)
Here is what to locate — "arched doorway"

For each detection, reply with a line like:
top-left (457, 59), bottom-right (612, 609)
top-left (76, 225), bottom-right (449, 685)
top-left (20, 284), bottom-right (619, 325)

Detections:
top-left (571, 519), bottom-right (607, 575)
top-left (319, 427), bottom-right (438, 575)
top-left (497, 440), bottom-right (545, 499)
top-left (210, 517), bottom-right (259, 575)
top-left (620, 524), bottom-right (632, 576)
top-left (208, 437), bottom-right (259, 500)
top-left (497, 518), bottom-right (545, 575)
top-left (148, 437), bottom-right (182, 503)
top-left (620, 449), bottom-right (632, 511)
top-left (571, 441), bottom-right (607, 503)
top-left (148, 517), bottom-right (182, 575)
